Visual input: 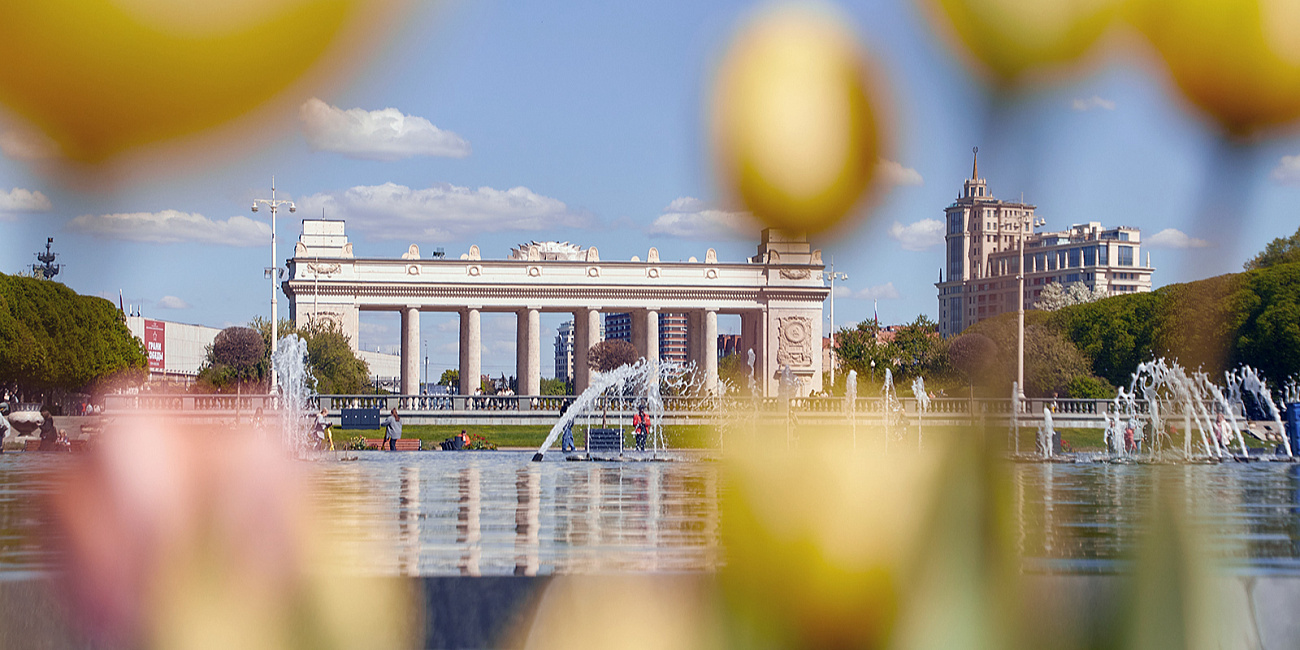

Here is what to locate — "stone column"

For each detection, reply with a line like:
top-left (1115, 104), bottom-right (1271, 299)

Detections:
top-left (756, 312), bottom-right (770, 396)
top-left (644, 309), bottom-right (659, 367)
top-left (459, 307), bottom-right (481, 395)
top-left (401, 306), bottom-right (420, 395)
top-left (516, 308), bottom-right (540, 395)
top-left (631, 310), bottom-right (647, 358)
top-left (573, 308), bottom-right (600, 394)
top-left (740, 311), bottom-right (757, 392)
top-left (686, 311), bottom-right (704, 368)
top-left (703, 309), bottom-right (718, 394)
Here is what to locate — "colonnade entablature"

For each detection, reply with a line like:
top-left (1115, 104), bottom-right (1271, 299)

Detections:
top-left (285, 219), bottom-right (828, 397)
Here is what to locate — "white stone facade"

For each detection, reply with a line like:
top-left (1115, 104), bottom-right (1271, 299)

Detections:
top-left (284, 220), bottom-right (829, 396)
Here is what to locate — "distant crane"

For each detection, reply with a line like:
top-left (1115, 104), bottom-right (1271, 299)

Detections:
top-left (32, 237), bottom-right (62, 279)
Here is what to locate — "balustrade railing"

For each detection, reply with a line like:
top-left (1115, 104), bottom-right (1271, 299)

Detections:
top-left (102, 393), bottom-right (1249, 422)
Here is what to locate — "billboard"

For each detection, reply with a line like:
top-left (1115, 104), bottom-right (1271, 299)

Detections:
top-left (144, 319), bottom-right (165, 371)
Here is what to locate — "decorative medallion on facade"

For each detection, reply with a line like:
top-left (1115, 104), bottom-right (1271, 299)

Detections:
top-left (777, 316), bottom-right (813, 367)
top-left (780, 268), bottom-right (812, 280)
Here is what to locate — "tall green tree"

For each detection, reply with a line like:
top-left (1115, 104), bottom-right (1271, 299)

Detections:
top-left (0, 273), bottom-right (146, 398)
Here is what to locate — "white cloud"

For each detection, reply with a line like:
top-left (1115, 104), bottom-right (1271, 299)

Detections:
top-left (856, 282), bottom-right (901, 300)
top-left (297, 182), bottom-right (589, 241)
top-left (299, 97), bottom-right (470, 161)
top-left (156, 295), bottom-right (191, 310)
top-left (887, 218), bottom-right (944, 251)
top-left (877, 159), bottom-right (923, 186)
top-left (646, 197), bottom-right (757, 240)
top-left (832, 285), bottom-right (852, 298)
top-left (0, 187), bottom-right (52, 215)
top-left (1145, 228), bottom-right (1210, 249)
top-left (1071, 95), bottom-right (1116, 111)
top-left (0, 129), bottom-right (59, 161)
top-left (1269, 155), bottom-right (1300, 184)
top-left (67, 210), bottom-right (270, 246)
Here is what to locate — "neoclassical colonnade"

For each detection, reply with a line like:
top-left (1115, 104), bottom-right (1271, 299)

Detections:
top-left (285, 222), bottom-right (829, 396)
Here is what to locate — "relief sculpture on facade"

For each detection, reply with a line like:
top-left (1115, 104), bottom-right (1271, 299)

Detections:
top-left (777, 316), bottom-right (813, 367)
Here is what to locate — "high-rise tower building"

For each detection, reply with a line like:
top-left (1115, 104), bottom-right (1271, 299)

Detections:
top-left (935, 150), bottom-right (1155, 337)
top-left (554, 318), bottom-right (605, 383)
top-left (604, 312), bottom-right (690, 365)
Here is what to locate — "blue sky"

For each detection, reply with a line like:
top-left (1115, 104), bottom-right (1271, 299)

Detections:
top-left (3, 0), bottom-right (1300, 379)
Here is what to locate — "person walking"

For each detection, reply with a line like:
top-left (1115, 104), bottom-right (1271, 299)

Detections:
top-left (632, 404), bottom-right (650, 452)
top-left (312, 408), bottom-right (334, 451)
top-left (0, 403), bottom-right (11, 452)
top-left (559, 401), bottom-right (575, 453)
top-left (38, 408), bottom-right (60, 451)
top-left (381, 408), bottom-right (402, 451)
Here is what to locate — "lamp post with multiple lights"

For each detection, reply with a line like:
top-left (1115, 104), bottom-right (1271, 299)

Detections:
top-left (823, 260), bottom-right (848, 388)
top-left (252, 178), bottom-right (295, 393)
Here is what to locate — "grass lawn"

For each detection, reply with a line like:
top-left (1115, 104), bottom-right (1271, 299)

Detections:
top-left (333, 424), bottom-right (722, 449)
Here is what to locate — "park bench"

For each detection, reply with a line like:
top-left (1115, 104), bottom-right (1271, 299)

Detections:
top-left (362, 438), bottom-right (421, 451)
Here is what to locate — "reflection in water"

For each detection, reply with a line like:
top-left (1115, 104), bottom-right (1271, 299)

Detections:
top-left (1014, 463), bottom-right (1300, 573)
top-left (309, 452), bottom-right (723, 576)
top-left (514, 466), bottom-right (539, 576)
top-left (5, 453), bottom-right (1300, 576)
top-left (458, 466), bottom-right (481, 576)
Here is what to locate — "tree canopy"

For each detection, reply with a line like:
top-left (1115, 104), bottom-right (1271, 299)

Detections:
top-left (1244, 224), bottom-right (1300, 270)
top-left (588, 339), bottom-right (638, 372)
top-left (832, 314), bottom-right (949, 393)
top-left (1051, 262), bottom-right (1300, 388)
top-left (0, 273), bottom-right (146, 398)
top-left (1034, 281), bottom-right (1110, 311)
top-left (197, 317), bottom-right (371, 394)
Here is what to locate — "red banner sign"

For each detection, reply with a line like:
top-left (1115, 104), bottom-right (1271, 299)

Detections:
top-left (144, 319), bottom-right (165, 371)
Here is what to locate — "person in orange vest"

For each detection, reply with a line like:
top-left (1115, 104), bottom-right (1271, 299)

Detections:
top-left (458, 429), bottom-right (470, 449)
top-left (632, 404), bottom-right (650, 451)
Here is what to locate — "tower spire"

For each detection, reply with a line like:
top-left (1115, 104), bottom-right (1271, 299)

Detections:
top-left (971, 146), bottom-right (979, 180)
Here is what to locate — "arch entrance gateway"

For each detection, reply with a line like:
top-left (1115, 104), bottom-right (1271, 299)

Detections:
top-left (284, 221), bottom-right (829, 397)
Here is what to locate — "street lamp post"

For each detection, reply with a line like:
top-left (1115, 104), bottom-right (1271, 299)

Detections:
top-left (822, 258), bottom-right (848, 389)
top-left (1016, 216), bottom-right (1046, 409)
top-left (252, 177), bottom-right (296, 393)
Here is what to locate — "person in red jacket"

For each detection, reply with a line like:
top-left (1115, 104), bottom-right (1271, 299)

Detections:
top-left (632, 405), bottom-right (650, 451)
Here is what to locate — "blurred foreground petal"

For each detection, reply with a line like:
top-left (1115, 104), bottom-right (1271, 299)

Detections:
top-left (1135, 0), bottom-right (1300, 135)
top-left (44, 418), bottom-right (415, 649)
top-left (0, 0), bottom-right (408, 163)
top-left (711, 3), bottom-right (885, 235)
top-left (918, 0), bottom-right (1128, 85)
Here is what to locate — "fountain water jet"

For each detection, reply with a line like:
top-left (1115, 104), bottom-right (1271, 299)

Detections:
top-left (271, 335), bottom-right (315, 454)
top-left (912, 376), bottom-right (929, 450)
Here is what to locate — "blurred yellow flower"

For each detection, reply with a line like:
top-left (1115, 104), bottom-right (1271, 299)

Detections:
top-left (918, 0), bottom-right (1127, 84)
top-left (0, 0), bottom-right (405, 162)
top-left (711, 3), bottom-right (883, 234)
top-left (1135, 0), bottom-right (1300, 134)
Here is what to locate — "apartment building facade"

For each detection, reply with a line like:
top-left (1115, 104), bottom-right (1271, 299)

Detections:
top-left (935, 152), bottom-right (1155, 337)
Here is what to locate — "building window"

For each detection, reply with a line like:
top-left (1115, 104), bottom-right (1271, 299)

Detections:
top-left (1069, 248), bottom-right (1081, 268)
top-left (1066, 273), bottom-right (1080, 283)
top-left (1118, 245), bottom-right (1134, 266)
top-left (1119, 232), bottom-right (1129, 241)
top-left (1083, 247), bottom-right (1096, 266)
top-left (1098, 245), bottom-right (1108, 265)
